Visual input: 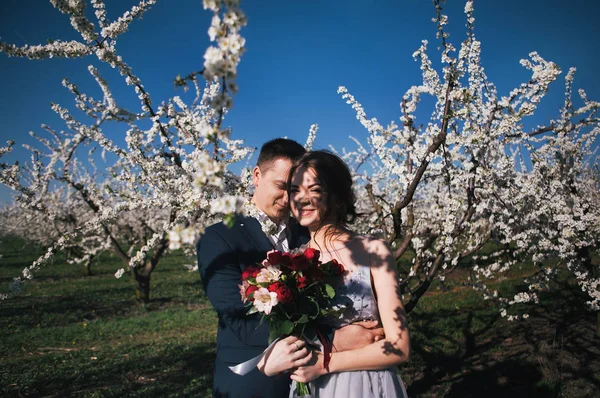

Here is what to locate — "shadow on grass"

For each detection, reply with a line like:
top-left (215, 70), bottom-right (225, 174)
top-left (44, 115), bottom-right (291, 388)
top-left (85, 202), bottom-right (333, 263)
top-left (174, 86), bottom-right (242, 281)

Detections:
top-left (405, 281), bottom-right (600, 397)
top-left (444, 359), bottom-right (551, 397)
top-left (0, 289), bottom-right (139, 327)
top-left (2, 341), bottom-right (217, 397)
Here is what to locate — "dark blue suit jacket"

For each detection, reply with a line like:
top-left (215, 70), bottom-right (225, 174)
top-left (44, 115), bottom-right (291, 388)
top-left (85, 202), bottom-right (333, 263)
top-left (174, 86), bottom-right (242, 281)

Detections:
top-left (197, 215), bottom-right (309, 398)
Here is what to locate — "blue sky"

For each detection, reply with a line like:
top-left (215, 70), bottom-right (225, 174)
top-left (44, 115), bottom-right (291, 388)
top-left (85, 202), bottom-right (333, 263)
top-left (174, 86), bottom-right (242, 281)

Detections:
top-left (1, 0), bottom-right (599, 203)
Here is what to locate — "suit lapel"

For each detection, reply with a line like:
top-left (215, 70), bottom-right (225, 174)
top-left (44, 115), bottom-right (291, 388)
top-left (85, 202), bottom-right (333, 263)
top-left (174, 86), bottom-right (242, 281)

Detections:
top-left (239, 216), bottom-right (273, 253)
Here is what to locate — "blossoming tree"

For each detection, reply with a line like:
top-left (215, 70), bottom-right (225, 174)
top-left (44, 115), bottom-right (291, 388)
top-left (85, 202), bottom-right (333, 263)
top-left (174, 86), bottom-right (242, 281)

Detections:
top-left (0, 0), bottom-right (598, 331)
top-left (0, 0), bottom-right (251, 302)
top-left (332, 1), bottom-right (599, 323)
top-left (0, 186), bottom-right (111, 275)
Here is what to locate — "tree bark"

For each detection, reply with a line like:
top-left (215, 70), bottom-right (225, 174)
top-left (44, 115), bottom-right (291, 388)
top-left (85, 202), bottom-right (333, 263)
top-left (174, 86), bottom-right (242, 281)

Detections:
top-left (133, 264), bottom-right (152, 304)
top-left (577, 246), bottom-right (599, 337)
top-left (85, 257), bottom-right (93, 276)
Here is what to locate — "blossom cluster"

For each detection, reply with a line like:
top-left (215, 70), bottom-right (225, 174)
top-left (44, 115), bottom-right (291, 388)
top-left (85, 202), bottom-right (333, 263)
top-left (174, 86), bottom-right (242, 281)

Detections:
top-left (304, 124), bottom-right (319, 151)
top-left (1, 0), bottom-right (598, 322)
top-left (202, 0), bottom-right (247, 110)
top-left (0, 0), bottom-right (251, 300)
top-left (329, 0), bottom-right (600, 320)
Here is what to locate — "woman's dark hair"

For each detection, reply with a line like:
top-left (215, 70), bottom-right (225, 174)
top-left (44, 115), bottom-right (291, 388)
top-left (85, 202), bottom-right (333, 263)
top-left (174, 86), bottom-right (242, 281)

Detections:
top-left (287, 150), bottom-right (357, 235)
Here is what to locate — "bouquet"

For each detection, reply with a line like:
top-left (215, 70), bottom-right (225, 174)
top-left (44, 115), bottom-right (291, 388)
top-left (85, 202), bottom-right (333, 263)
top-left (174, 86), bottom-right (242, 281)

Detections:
top-left (239, 247), bottom-right (346, 395)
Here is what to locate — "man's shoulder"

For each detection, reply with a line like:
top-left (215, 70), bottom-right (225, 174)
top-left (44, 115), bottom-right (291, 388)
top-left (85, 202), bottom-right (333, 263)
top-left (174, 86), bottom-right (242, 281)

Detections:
top-left (203, 214), bottom-right (255, 238)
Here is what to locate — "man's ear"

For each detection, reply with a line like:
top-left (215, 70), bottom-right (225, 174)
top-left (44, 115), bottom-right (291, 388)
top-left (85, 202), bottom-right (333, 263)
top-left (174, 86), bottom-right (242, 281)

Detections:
top-left (252, 166), bottom-right (261, 187)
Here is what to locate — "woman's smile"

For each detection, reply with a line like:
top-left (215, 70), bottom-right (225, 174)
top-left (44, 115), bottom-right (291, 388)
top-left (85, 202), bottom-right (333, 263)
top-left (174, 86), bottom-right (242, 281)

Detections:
top-left (299, 208), bottom-right (316, 216)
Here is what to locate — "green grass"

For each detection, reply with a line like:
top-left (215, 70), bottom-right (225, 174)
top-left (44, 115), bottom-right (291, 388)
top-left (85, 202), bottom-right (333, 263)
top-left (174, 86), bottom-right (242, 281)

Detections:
top-left (1, 236), bottom-right (598, 397)
top-left (0, 236), bottom-right (216, 397)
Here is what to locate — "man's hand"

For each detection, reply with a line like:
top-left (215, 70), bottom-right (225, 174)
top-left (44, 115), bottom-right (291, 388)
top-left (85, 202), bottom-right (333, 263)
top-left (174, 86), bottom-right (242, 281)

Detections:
top-left (258, 335), bottom-right (312, 376)
top-left (332, 320), bottom-right (385, 352)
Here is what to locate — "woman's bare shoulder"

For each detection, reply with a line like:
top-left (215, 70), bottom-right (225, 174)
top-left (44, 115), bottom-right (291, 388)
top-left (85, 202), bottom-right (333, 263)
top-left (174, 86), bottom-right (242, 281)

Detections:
top-left (355, 235), bottom-right (392, 254)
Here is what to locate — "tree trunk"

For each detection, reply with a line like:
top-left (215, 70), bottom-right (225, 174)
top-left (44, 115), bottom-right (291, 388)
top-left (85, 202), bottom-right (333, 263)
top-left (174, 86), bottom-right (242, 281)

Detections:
top-left (129, 235), bottom-right (168, 304)
top-left (133, 264), bottom-right (152, 304)
top-left (85, 256), bottom-right (93, 276)
top-left (578, 247), bottom-right (599, 337)
top-left (577, 246), bottom-right (600, 337)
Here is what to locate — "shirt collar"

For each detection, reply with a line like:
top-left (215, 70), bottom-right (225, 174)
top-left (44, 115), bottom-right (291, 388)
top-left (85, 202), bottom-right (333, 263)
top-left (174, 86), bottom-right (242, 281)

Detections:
top-left (244, 201), bottom-right (288, 237)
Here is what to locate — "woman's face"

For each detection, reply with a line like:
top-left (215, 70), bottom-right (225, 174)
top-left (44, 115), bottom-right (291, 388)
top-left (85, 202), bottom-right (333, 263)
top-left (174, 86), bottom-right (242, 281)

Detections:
top-left (289, 166), bottom-right (327, 230)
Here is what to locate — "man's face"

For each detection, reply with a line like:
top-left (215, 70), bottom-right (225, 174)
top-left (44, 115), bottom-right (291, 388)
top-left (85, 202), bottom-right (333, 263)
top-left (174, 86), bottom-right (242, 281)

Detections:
top-left (251, 158), bottom-right (293, 224)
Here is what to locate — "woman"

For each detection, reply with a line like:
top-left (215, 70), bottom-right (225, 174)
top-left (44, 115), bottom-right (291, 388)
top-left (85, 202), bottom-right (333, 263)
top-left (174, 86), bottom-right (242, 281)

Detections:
top-left (285, 150), bottom-right (410, 397)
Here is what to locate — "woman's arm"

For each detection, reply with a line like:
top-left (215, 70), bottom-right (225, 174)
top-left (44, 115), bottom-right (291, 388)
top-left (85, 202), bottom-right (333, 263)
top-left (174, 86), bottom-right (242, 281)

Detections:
top-left (291, 239), bottom-right (410, 382)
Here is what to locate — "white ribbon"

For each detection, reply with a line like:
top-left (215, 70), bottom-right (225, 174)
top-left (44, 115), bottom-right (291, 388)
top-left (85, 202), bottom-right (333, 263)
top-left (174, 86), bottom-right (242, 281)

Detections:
top-left (228, 336), bottom-right (282, 375)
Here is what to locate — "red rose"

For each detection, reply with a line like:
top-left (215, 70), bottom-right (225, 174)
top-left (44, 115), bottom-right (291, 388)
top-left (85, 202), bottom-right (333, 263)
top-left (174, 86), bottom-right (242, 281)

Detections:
top-left (330, 259), bottom-right (345, 275)
top-left (289, 253), bottom-right (309, 271)
top-left (308, 266), bottom-right (324, 282)
top-left (296, 275), bottom-right (309, 289)
top-left (320, 259), bottom-right (345, 276)
top-left (280, 252), bottom-right (292, 267)
top-left (242, 266), bottom-right (260, 280)
top-left (245, 285), bottom-right (259, 300)
top-left (267, 250), bottom-right (283, 266)
top-left (303, 248), bottom-right (320, 264)
top-left (268, 282), bottom-right (294, 303)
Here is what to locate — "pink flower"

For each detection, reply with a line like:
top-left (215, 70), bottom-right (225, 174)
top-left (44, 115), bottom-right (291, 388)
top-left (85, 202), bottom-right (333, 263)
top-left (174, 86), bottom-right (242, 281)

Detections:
top-left (239, 280), bottom-right (250, 302)
top-left (252, 287), bottom-right (279, 315)
top-left (256, 265), bottom-right (282, 284)
top-left (240, 281), bottom-right (260, 303)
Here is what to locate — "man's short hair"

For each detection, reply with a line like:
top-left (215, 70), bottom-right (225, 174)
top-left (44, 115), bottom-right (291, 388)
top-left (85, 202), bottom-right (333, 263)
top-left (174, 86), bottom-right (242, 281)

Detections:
top-left (256, 138), bottom-right (306, 169)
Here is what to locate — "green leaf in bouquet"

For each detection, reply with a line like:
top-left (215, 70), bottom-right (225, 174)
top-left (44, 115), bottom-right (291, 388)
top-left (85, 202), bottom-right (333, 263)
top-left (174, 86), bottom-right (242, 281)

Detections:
top-left (246, 306), bottom-right (258, 315)
top-left (296, 314), bottom-right (309, 324)
top-left (325, 283), bottom-right (335, 299)
top-left (268, 328), bottom-right (280, 344)
top-left (258, 314), bottom-right (266, 327)
top-left (280, 305), bottom-right (292, 319)
top-left (306, 296), bottom-right (320, 318)
top-left (280, 320), bottom-right (294, 335)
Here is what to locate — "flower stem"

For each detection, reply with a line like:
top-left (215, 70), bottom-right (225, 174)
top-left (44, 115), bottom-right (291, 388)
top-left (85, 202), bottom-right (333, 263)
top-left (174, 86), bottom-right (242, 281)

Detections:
top-left (295, 381), bottom-right (310, 396)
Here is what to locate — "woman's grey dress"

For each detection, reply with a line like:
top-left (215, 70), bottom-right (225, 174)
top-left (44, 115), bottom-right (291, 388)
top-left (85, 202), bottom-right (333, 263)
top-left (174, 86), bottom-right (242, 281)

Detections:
top-left (290, 262), bottom-right (408, 398)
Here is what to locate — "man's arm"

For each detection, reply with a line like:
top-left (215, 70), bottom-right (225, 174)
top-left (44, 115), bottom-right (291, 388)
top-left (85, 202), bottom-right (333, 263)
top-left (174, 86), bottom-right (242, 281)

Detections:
top-left (198, 226), bottom-right (312, 373)
top-left (197, 228), bottom-right (265, 345)
top-left (331, 320), bottom-right (385, 352)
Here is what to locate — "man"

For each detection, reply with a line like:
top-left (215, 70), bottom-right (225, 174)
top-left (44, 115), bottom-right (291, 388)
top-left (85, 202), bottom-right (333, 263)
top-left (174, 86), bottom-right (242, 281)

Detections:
top-left (198, 138), bottom-right (383, 398)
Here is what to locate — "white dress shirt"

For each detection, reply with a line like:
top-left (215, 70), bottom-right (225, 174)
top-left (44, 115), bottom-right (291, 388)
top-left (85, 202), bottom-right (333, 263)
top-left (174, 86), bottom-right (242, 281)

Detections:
top-left (254, 209), bottom-right (290, 252)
